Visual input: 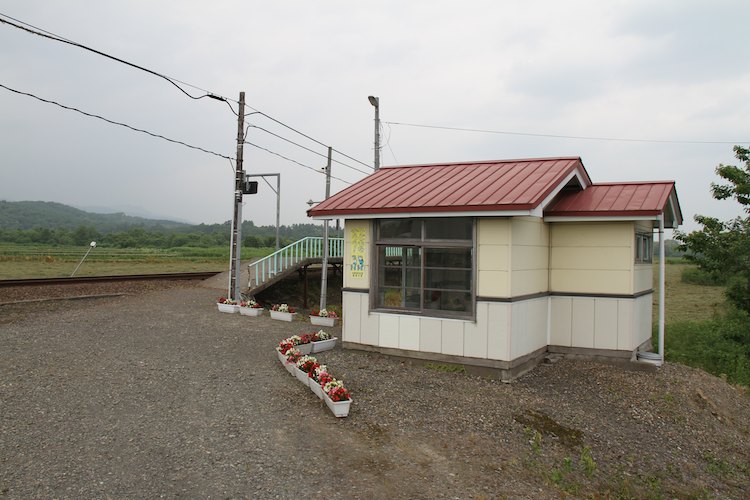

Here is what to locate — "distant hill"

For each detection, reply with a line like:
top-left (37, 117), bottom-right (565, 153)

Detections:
top-left (0, 200), bottom-right (190, 232)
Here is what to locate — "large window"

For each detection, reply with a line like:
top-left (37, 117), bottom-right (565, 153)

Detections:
top-left (374, 217), bottom-right (474, 318)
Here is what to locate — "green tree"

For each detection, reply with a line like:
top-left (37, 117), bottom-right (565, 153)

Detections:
top-left (677, 146), bottom-right (750, 313)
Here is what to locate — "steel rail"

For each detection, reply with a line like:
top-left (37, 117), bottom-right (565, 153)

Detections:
top-left (0, 271), bottom-right (221, 288)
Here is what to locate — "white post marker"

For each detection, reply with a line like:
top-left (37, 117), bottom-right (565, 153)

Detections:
top-left (71, 241), bottom-right (96, 277)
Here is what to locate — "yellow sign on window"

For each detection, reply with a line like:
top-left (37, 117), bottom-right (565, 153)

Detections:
top-left (350, 227), bottom-right (366, 279)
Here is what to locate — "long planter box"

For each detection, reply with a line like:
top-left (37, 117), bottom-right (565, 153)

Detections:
top-left (239, 307), bottom-right (264, 316)
top-left (270, 311), bottom-right (296, 322)
top-left (217, 303), bottom-right (239, 313)
top-left (310, 315), bottom-right (336, 327)
top-left (311, 338), bottom-right (338, 353)
top-left (323, 391), bottom-right (352, 418)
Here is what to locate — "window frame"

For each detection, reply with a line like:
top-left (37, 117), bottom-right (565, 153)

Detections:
top-left (371, 217), bottom-right (476, 320)
top-left (635, 231), bottom-right (653, 264)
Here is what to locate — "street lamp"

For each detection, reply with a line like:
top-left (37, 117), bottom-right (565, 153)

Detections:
top-left (368, 95), bottom-right (380, 171)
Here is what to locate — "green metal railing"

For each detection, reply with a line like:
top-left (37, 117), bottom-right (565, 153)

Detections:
top-left (248, 236), bottom-right (344, 290)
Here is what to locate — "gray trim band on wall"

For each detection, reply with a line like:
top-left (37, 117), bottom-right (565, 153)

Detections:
top-left (550, 289), bottom-right (654, 299)
top-left (476, 292), bottom-right (549, 303)
top-left (342, 287), bottom-right (370, 293)
top-left (477, 289), bottom-right (654, 302)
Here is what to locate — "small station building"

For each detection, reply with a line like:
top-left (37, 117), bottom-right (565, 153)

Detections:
top-left (308, 157), bottom-right (682, 380)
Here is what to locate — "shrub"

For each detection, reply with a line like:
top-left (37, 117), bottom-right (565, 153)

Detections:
top-left (681, 267), bottom-right (727, 286)
top-left (666, 311), bottom-right (750, 387)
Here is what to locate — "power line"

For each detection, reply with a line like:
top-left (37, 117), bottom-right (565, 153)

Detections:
top-left (384, 121), bottom-right (747, 145)
top-left (244, 141), bottom-right (352, 185)
top-left (0, 82), bottom-right (233, 160)
top-left (0, 13), bottom-right (220, 103)
top-left (247, 109), bottom-right (374, 170)
top-left (1, 12), bottom-right (374, 167)
top-left (247, 125), bottom-right (371, 175)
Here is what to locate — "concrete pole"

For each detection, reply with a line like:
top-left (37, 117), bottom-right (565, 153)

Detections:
top-left (368, 96), bottom-right (380, 171)
top-left (319, 147), bottom-right (332, 311)
top-left (228, 92), bottom-right (245, 301)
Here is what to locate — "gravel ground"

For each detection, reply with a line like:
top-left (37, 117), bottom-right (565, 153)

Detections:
top-left (1, 281), bottom-right (749, 498)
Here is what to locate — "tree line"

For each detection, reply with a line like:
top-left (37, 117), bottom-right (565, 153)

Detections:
top-left (0, 221), bottom-right (337, 249)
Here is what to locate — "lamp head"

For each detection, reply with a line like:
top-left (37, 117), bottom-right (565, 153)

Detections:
top-left (90, 241), bottom-right (97, 247)
top-left (368, 95), bottom-right (379, 107)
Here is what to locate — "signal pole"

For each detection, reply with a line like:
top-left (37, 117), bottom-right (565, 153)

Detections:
top-left (228, 91), bottom-right (245, 301)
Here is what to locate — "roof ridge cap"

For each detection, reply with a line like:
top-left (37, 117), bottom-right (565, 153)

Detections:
top-left (382, 156), bottom-right (582, 169)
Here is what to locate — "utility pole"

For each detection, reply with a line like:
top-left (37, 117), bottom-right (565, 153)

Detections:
top-left (319, 146), bottom-right (332, 311)
top-left (368, 95), bottom-right (380, 171)
top-left (228, 91), bottom-right (245, 301)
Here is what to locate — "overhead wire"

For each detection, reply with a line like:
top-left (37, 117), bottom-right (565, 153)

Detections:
top-left (1, 11), bottom-right (375, 171)
top-left (0, 82), bottom-right (234, 160)
top-left (0, 13), bottom-right (218, 103)
top-left (245, 108), bottom-right (374, 170)
top-left (384, 121), bottom-right (747, 145)
top-left (247, 125), bottom-right (371, 175)
top-left (244, 141), bottom-right (352, 185)
top-left (383, 122), bottom-right (399, 165)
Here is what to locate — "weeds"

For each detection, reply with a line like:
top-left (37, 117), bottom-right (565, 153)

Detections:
top-left (424, 363), bottom-right (466, 374)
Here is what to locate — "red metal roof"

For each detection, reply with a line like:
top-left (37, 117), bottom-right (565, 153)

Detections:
top-left (544, 181), bottom-right (679, 219)
top-left (308, 157), bottom-right (591, 217)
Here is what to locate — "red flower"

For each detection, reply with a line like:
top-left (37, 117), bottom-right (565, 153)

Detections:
top-left (318, 372), bottom-right (334, 387)
top-left (328, 386), bottom-right (351, 402)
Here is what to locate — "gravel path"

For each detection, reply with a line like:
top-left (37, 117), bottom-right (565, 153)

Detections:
top-left (1, 281), bottom-right (748, 498)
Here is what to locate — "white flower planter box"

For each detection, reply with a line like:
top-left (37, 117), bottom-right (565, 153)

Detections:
top-left (296, 343), bottom-right (313, 355)
top-left (217, 303), bottom-right (239, 313)
top-left (276, 350), bottom-right (287, 364)
top-left (310, 315), bottom-right (336, 327)
top-left (323, 392), bottom-right (352, 418)
top-left (239, 307), bottom-right (264, 317)
top-left (270, 311), bottom-right (296, 322)
top-left (311, 338), bottom-right (338, 353)
top-left (309, 380), bottom-right (324, 399)
top-left (285, 360), bottom-right (296, 374)
top-left (293, 366), bottom-right (310, 387)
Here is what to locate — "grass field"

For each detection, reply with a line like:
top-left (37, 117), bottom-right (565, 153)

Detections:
top-left (0, 244), bottom-right (275, 279)
top-left (657, 262), bottom-right (727, 324)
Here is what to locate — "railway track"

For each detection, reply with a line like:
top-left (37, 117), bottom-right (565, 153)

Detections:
top-left (0, 271), bottom-right (221, 288)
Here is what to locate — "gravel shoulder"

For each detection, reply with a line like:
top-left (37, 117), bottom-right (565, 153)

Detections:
top-left (1, 281), bottom-right (748, 498)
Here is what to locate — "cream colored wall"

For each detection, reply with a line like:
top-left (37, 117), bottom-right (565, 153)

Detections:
top-left (549, 293), bottom-right (653, 351)
top-left (477, 218), bottom-right (511, 297)
top-left (550, 222), bottom-right (634, 295)
top-left (343, 219), bottom-right (371, 289)
top-left (510, 217), bottom-right (549, 296)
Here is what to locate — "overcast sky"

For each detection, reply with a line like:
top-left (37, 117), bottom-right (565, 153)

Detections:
top-left (1, 0), bottom-right (749, 232)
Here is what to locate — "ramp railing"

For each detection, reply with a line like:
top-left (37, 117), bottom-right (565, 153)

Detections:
top-left (248, 236), bottom-right (344, 290)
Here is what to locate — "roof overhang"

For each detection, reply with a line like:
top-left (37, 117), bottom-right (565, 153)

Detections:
top-left (311, 209), bottom-right (536, 220)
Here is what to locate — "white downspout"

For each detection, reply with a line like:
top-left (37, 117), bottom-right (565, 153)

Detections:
top-left (657, 215), bottom-right (665, 364)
